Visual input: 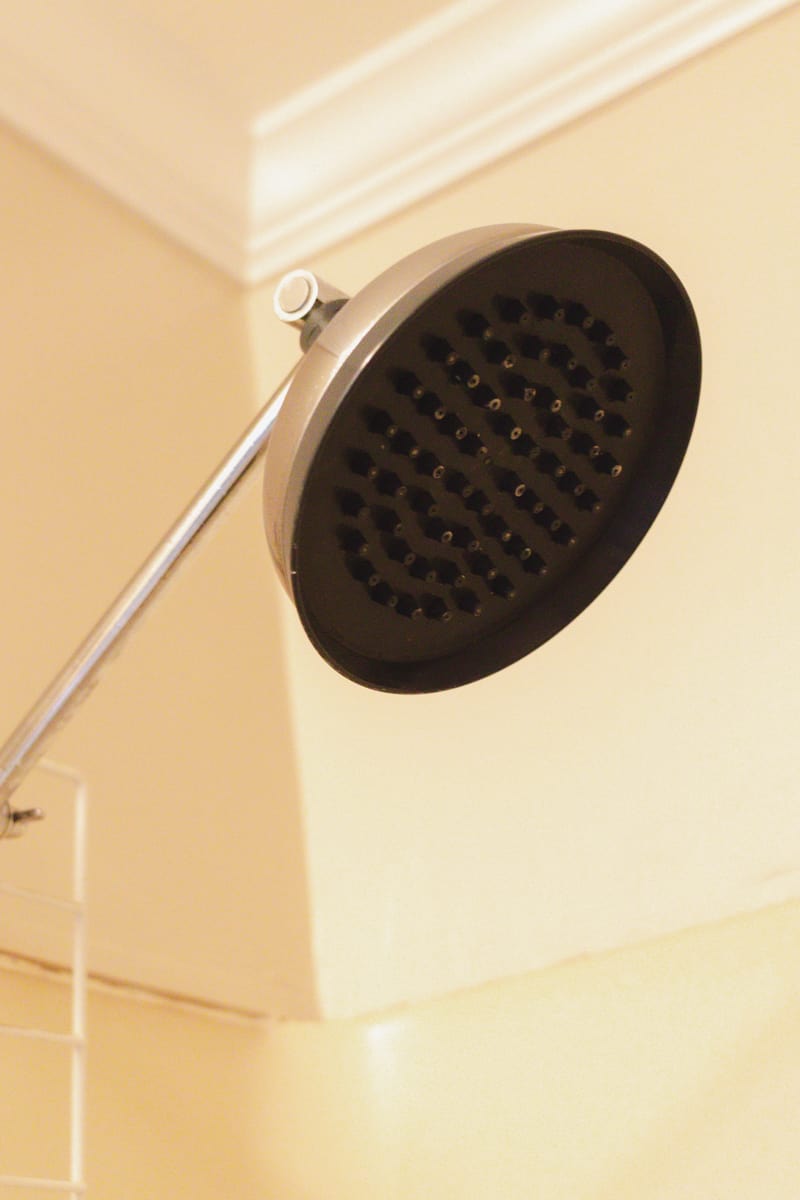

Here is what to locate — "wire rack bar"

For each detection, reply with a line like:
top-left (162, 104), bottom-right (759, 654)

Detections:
top-left (0, 881), bottom-right (80, 912)
top-left (0, 1176), bottom-right (86, 1194)
top-left (65, 765), bottom-right (87, 1198)
top-left (0, 760), bottom-right (87, 1199)
top-left (0, 1025), bottom-right (79, 1046)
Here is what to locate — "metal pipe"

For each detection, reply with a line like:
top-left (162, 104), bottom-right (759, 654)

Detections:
top-left (0, 371), bottom-right (295, 809)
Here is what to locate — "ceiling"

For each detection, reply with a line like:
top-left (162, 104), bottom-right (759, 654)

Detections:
top-left (0, 0), bottom-right (791, 281)
top-left (101, 0), bottom-right (461, 115)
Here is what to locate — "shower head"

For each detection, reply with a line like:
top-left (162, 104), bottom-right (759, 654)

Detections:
top-left (264, 224), bottom-right (701, 693)
top-left (0, 222), bottom-right (701, 816)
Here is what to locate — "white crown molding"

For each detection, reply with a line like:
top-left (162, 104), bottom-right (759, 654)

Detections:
top-left (0, 0), bottom-right (791, 283)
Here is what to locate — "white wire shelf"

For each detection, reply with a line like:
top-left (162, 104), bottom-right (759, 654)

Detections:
top-left (0, 1176), bottom-right (86, 1195)
top-left (0, 760), bottom-right (87, 1200)
top-left (0, 1024), bottom-right (81, 1046)
top-left (0, 881), bottom-right (81, 913)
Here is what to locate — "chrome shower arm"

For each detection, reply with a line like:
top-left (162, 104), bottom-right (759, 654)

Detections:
top-left (0, 369), bottom-right (296, 815)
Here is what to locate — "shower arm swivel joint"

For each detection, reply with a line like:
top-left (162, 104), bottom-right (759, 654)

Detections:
top-left (0, 271), bottom-right (345, 834)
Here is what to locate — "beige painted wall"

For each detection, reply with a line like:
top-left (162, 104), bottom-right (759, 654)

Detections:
top-left (2, 899), bottom-right (799, 1197)
top-left (263, 4), bottom-right (800, 1015)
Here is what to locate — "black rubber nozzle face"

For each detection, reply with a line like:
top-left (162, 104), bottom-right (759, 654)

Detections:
top-left (291, 231), bottom-right (701, 692)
